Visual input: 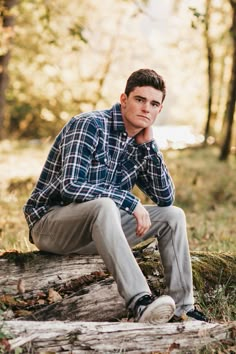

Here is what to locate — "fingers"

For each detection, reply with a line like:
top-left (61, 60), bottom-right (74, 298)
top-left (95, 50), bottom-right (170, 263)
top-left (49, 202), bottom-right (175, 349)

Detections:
top-left (133, 203), bottom-right (151, 237)
top-left (136, 213), bottom-right (151, 237)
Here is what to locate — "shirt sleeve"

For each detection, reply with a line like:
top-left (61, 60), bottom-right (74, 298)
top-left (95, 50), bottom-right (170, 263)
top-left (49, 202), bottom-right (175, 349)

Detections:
top-left (135, 140), bottom-right (175, 206)
top-left (60, 117), bottom-right (139, 214)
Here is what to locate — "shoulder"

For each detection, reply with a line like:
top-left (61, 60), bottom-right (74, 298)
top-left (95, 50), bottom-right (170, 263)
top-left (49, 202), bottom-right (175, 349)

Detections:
top-left (56, 108), bottom-right (112, 143)
top-left (72, 108), bottom-right (111, 130)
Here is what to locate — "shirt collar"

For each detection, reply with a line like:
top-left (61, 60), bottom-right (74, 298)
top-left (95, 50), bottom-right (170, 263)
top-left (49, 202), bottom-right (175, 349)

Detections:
top-left (111, 103), bottom-right (126, 133)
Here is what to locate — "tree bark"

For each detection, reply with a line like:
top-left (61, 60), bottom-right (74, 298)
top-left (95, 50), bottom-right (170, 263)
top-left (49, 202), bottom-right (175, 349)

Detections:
top-left (1, 319), bottom-right (235, 353)
top-left (0, 248), bottom-right (235, 322)
top-left (204, 0), bottom-right (214, 142)
top-left (220, 1), bottom-right (236, 160)
top-left (0, 247), bottom-right (235, 352)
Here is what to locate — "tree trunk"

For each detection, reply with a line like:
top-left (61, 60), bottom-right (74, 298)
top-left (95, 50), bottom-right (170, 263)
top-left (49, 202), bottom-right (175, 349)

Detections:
top-left (2, 320), bottom-right (235, 353)
top-left (220, 1), bottom-right (236, 160)
top-left (204, 0), bottom-right (214, 142)
top-left (0, 0), bottom-right (17, 139)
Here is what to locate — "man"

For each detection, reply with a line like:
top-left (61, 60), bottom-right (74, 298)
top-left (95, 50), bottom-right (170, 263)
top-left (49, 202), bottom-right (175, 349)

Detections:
top-left (24, 68), bottom-right (208, 323)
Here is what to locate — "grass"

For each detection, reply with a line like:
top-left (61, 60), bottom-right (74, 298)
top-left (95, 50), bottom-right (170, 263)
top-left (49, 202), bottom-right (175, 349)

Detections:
top-left (167, 146), bottom-right (236, 252)
top-left (0, 139), bottom-right (235, 253)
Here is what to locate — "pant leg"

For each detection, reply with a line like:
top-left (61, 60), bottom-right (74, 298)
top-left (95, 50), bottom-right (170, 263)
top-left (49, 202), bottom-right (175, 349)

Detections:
top-left (121, 205), bottom-right (194, 316)
top-left (31, 198), bottom-right (151, 303)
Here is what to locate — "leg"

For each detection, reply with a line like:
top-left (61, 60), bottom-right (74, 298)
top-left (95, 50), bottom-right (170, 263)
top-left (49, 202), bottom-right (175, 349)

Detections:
top-left (121, 205), bottom-right (194, 316)
top-left (31, 198), bottom-right (151, 302)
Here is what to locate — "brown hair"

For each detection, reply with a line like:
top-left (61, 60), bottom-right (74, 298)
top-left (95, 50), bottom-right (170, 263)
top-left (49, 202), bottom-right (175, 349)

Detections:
top-left (125, 68), bottom-right (166, 102)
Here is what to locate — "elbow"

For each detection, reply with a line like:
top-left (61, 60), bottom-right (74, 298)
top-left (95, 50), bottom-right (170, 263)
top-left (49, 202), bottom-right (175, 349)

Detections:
top-left (158, 199), bottom-right (174, 207)
top-left (158, 193), bottom-right (175, 207)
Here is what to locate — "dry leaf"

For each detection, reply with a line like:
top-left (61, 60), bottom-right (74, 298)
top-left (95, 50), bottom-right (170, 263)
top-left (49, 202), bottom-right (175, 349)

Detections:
top-left (0, 294), bottom-right (17, 306)
top-left (15, 309), bottom-right (32, 317)
top-left (37, 299), bottom-right (45, 305)
top-left (17, 278), bottom-right (25, 294)
top-left (48, 288), bottom-right (62, 303)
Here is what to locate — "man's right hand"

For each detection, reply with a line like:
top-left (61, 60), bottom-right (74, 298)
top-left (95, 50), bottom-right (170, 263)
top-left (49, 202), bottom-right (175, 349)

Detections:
top-left (133, 202), bottom-right (151, 237)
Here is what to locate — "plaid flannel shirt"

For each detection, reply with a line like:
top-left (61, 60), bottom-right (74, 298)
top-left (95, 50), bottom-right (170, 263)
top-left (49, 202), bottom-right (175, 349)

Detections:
top-left (23, 103), bottom-right (175, 230)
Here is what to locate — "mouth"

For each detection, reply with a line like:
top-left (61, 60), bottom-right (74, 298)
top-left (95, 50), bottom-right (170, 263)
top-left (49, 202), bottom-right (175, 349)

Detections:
top-left (137, 115), bottom-right (150, 120)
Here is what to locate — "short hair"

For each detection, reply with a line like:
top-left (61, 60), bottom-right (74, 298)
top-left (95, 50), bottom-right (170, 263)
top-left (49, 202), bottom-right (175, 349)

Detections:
top-left (124, 68), bottom-right (166, 102)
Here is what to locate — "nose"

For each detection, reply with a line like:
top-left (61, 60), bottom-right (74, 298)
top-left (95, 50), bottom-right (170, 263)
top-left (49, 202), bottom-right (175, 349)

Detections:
top-left (142, 101), bottom-right (150, 112)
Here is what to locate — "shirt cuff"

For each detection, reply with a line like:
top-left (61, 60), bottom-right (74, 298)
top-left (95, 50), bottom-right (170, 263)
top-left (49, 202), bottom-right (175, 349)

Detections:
top-left (121, 192), bottom-right (139, 214)
top-left (137, 140), bottom-right (159, 159)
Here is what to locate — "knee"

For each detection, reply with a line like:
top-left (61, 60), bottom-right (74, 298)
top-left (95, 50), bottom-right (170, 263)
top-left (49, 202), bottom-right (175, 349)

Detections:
top-left (94, 197), bottom-right (120, 219)
top-left (165, 206), bottom-right (186, 229)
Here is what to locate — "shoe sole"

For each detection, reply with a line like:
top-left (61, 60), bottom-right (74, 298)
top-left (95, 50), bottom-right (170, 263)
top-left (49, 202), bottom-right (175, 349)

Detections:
top-left (138, 295), bottom-right (175, 324)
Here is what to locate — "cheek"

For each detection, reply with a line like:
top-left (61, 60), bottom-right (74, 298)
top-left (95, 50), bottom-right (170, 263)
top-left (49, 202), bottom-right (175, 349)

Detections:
top-left (150, 114), bottom-right (157, 123)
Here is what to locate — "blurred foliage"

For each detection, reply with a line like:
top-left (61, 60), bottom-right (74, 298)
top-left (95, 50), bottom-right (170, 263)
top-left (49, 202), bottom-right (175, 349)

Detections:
top-left (2, 0), bottom-right (152, 139)
top-left (0, 0), bottom-right (234, 147)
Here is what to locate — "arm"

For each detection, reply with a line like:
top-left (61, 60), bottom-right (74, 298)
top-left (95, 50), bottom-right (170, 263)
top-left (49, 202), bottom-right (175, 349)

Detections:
top-left (136, 139), bottom-right (175, 206)
top-left (133, 126), bottom-right (175, 206)
top-left (60, 117), bottom-right (139, 214)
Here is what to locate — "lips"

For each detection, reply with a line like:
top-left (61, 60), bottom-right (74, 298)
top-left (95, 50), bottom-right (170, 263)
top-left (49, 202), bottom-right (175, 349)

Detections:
top-left (137, 115), bottom-right (150, 120)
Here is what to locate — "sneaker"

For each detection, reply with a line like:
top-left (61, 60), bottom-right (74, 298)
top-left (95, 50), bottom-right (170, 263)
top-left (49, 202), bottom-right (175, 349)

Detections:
top-left (186, 308), bottom-right (209, 322)
top-left (169, 307), bottom-right (209, 323)
top-left (132, 294), bottom-right (176, 324)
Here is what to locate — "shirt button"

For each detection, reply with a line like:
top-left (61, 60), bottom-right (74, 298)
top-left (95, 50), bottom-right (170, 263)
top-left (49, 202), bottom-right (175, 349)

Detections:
top-left (123, 132), bottom-right (127, 136)
top-left (104, 158), bottom-right (107, 163)
top-left (134, 165), bottom-right (137, 169)
top-left (125, 207), bottom-right (129, 211)
top-left (147, 147), bottom-right (150, 151)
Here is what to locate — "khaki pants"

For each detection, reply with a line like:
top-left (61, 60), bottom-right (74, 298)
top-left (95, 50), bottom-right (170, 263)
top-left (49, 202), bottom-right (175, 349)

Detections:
top-left (31, 198), bottom-right (194, 316)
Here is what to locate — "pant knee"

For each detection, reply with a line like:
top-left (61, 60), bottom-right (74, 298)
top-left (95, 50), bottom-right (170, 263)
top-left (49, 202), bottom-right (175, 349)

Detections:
top-left (94, 197), bottom-right (120, 220)
top-left (168, 206), bottom-right (186, 229)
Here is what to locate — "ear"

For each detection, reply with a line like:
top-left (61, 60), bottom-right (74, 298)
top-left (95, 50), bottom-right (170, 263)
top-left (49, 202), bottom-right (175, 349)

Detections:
top-left (120, 93), bottom-right (127, 108)
top-left (158, 104), bottom-right (163, 114)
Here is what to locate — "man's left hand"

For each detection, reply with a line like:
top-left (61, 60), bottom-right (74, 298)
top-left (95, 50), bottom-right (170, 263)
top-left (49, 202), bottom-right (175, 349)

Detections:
top-left (135, 126), bottom-right (153, 145)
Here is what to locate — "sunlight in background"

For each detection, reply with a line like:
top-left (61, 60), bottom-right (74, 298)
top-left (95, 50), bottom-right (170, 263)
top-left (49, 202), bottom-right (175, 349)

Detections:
top-left (153, 125), bottom-right (205, 150)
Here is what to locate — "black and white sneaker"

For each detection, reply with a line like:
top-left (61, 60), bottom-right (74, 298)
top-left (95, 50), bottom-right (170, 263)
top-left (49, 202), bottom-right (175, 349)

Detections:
top-left (131, 294), bottom-right (176, 324)
top-left (186, 308), bottom-right (209, 322)
top-left (169, 307), bottom-right (209, 322)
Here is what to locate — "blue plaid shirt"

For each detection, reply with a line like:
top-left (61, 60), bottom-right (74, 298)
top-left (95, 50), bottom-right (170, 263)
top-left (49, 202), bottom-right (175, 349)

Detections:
top-left (24, 103), bottom-right (175, 229)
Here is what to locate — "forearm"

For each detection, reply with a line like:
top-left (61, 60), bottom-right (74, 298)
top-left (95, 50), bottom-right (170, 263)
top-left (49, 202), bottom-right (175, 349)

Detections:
top-left (61, 179), bottom-right (139, 214)
top-left (135, 140), bottom-right (175, 206)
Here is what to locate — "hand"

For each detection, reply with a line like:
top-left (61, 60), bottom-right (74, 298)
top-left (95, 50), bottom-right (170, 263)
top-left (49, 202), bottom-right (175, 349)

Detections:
top-left (135, 126), bottom-right (153, 145)
top-left (133, 202), bottom-right (151, 237)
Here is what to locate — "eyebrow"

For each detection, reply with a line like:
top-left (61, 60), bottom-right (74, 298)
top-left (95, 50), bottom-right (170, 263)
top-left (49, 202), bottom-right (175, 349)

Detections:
top-left (134, 95), bottom-right (161, 106)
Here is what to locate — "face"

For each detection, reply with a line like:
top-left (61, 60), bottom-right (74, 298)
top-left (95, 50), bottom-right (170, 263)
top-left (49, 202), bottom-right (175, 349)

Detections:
top-left (120, 86), bottom-right (163, 136)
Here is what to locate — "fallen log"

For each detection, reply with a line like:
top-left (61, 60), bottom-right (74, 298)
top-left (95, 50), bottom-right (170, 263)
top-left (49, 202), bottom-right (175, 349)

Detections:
top-left (0, 252), bottom-right (106, 296)
top-left (0, 245), bottom-right (235, 322)
top-left (1, 243), bottom-right (235, 296)
top-left (2, 319), bottom-right (236, 353)
top-left (0, 245), bottom-right (235, 353)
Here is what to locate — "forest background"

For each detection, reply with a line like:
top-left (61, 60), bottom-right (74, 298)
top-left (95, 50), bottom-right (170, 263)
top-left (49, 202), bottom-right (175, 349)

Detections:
top-left (0, 0), bottom-right (235, 254)
top-left (0, 0), bottom-right (235, 328)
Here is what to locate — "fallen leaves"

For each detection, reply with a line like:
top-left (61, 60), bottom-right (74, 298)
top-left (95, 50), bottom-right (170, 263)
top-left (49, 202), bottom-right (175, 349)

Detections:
top-left (48, 288), bottom-right (62, 303)
top-left (0, 271), bottom-right (109, 320)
